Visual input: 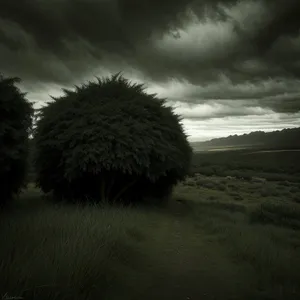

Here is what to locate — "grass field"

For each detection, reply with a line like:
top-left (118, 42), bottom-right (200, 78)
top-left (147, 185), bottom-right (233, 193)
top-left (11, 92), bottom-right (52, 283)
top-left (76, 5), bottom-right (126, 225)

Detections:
top-left (190, 149), bottom-right (300, 182)
top-left (1, 150), bottom-right (300, 300)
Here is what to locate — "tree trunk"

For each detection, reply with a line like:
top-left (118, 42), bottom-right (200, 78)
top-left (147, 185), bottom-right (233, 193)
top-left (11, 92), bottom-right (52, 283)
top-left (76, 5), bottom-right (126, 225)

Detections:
top-left (106, 177), bottom-right (115, 200)
top-left (100, 178), bottom-right (106, 201)
top-left (111, 179), bottom-right (137, 202)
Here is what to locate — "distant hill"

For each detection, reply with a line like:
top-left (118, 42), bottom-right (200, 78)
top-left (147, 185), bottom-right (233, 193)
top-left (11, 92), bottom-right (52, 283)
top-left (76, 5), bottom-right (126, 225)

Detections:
top-left (191, 127), bottom-right (300, 151)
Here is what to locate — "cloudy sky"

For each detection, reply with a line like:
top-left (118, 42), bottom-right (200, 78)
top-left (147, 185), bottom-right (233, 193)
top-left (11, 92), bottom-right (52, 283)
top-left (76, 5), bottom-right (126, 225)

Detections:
top-left (1, 0), bottom-right (300, 141)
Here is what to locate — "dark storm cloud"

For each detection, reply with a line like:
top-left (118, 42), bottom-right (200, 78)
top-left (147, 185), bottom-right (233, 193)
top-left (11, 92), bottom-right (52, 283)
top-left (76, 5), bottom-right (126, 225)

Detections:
top-left (248, 0), bottom-right (300, 54)
top-left (149, 77), bottom-right (300, 114)
top-left (0, 0), bottom-right (240, 54)
top-left (0, 0), bottom-right (235, 83)
top-left (144, 0), bottom-right (300, 85)
top-left (1, 0), bottom-right (300, 83)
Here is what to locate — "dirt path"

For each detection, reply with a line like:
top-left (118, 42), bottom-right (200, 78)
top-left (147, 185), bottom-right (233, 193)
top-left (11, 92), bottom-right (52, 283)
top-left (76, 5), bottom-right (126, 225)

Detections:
top-left (142, 218), bottom-right (253, 300)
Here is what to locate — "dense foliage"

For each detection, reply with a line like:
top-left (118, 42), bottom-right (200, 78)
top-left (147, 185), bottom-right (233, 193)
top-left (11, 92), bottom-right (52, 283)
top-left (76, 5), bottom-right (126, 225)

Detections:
top-left (34, 74), bottom-right (193, 203)
top-left (0, 74), bottom-right (33, 206)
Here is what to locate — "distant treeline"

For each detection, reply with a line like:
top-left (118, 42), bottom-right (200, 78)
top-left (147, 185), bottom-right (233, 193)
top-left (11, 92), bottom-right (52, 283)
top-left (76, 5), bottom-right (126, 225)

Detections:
top-left (192, 127), bottom-right (300, 150)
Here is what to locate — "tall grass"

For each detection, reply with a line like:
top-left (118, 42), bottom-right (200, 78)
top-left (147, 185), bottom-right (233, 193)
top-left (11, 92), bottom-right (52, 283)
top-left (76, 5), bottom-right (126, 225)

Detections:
top-left (1, 185), bottom-right (300, 300)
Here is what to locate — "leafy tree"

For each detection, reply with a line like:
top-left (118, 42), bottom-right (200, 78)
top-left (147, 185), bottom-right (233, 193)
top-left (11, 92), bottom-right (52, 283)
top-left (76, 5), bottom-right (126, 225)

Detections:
top-left (34, 74), bottom-right (193, 204)
top-left (0, 74), bottom-right (33, 207)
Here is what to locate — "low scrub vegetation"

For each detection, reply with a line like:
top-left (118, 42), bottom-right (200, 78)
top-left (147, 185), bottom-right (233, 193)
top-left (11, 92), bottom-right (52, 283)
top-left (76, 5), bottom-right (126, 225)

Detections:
top-left (190, 150), bottom-right (300, 183)
top-left (1, 172), bottom-right (300, 300)
top-left (250, 201), bottom-right (300, 229)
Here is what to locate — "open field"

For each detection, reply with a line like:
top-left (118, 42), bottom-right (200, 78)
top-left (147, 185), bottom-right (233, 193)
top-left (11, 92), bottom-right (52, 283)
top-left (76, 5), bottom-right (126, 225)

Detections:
top-left (1, 149), bottom-right (300, 300)
top-left (190, 148), bottom-right (300, 182)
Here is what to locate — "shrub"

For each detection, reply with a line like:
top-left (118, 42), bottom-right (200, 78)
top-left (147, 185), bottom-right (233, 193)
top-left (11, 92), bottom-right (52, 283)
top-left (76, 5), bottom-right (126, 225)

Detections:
top-left (216, 183), bottom-right (227, 191)
top-left (227, 183), bottom-right (237, 189)
top-left (219, 179), bottom-right (227, 185)
top-left (203, 181), bottom-right (217, 189)
top-left (34, 74), bottom-right (193, 204)
top-left (228, 192), bottom-right (243, 201)
top-left (195, 178), bottom-right (216, 189)
top-left (208, 195), bottom-right (218, 201)
top-left (292, 194), bottom-right (300, 204)
top-left (278, 180), bottom-right (291, 187)
top-left (290, 187), bottom-right (300, 194)
top-left (198, 167), bottom-right (214, 176)
top-left (0, 74), bottom-right (33, 207)
top-left (260, 187), bottom-right (279, 198)
top-left (183, 177), bottom-right (197, 187)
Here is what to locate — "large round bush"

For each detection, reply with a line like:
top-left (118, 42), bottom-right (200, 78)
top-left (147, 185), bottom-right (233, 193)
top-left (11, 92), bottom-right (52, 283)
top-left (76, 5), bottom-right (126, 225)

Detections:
top-left (34, 74), bottom-right (193, 203)
top-left (0, 74), bottom-right (33, 206)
